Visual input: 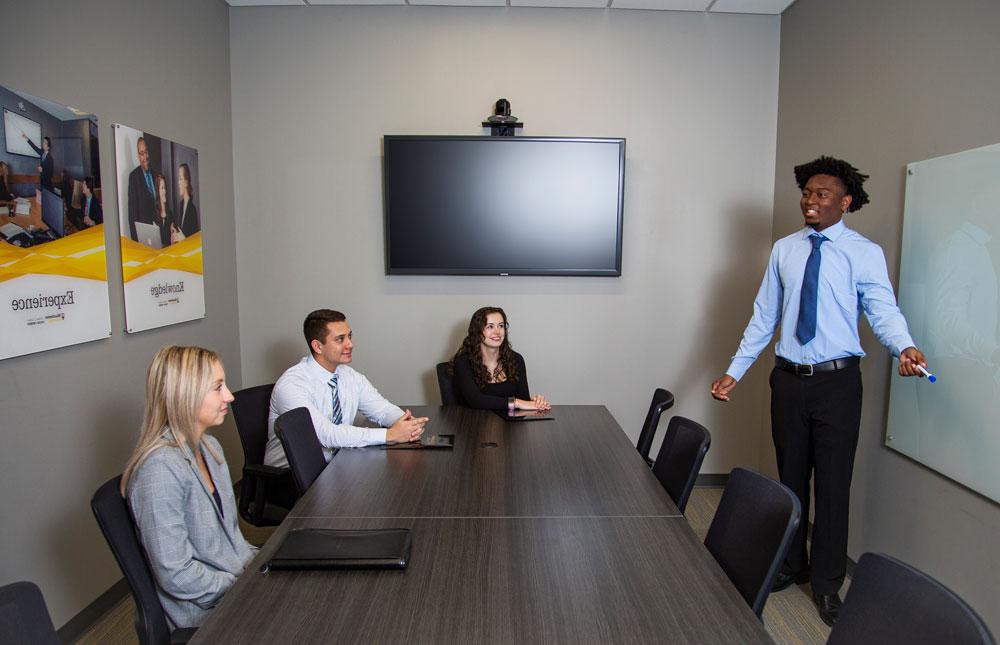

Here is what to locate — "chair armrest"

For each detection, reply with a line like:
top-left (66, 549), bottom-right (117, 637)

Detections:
top-left (243, 463), bottom-right (290, 480)
top-left (171, 627), bottom-right (198, 643)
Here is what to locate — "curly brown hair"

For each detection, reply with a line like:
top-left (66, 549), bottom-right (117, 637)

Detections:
top-left (450, 306), bottom-right (520, 390)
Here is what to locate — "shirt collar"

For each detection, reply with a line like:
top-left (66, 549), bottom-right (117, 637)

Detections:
top-left (306, 354), bottom-right (339, 380)
top-left (800, 219), bottom-right (846, 243)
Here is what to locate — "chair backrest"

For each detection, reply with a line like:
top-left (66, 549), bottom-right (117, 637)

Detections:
top-left (275, 407), bottom-right (327, 496)
top-left (436, 362), bottom-right (458, 406)
top-left (650, 416), bottom-right (710, 513)
top-left (704, 467), bottom-right (800, 617)
top-left (231, 383), bottom-right (276, 466)
top-left (91, 476), bottom-right (172, 645)
top-left (635, 388), bottom-right (675, 462)
top-left (0, 581), bottom-right (59, 645)
top-left (828, 552), bottom-right (996, 645)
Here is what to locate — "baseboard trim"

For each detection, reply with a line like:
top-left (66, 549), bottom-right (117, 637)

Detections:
top-left (57, 578), bottom-right (129, 643)
top-left (694, 473), bottom-right (728, 487)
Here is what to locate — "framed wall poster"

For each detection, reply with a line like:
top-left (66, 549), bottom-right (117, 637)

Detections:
top-left (113, 124), bottom-right (205, 333)
top-left (0, 84), bottom-right (111, 360)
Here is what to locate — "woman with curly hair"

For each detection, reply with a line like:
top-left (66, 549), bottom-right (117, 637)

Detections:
top-left (450, 306), bottom-right (550, 411)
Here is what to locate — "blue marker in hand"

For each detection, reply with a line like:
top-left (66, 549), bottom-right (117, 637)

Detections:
top-left (916, 365), bottom-right (937, 383)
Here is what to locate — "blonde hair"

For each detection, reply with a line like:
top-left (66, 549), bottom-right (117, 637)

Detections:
top-left (121, 346), bottom-right (224, 495)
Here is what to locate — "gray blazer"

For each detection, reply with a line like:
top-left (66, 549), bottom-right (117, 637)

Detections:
top-left (127, 431), bottom-right (256, 629)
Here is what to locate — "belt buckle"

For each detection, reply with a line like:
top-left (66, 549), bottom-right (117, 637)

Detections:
top-left (797, 362), bottom-right (814, 377)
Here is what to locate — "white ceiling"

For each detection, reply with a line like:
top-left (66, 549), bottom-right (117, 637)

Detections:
top-left (226, 0), bottom-right (795, 13)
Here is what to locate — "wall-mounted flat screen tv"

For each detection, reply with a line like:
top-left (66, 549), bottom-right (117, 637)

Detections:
top-left (383, 136), bottom-right (625, 276)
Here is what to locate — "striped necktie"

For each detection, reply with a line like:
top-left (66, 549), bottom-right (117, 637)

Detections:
top-left (328, 374), bottom-right (343, 425)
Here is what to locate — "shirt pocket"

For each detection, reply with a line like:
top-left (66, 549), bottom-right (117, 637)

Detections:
top-left (827, 281), bottom-right (860, 315)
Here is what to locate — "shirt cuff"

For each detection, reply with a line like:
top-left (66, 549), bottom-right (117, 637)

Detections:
top-left (726, 357), bottom-right (754, 382)
top-left (892, 336), bottom-right (916, 358)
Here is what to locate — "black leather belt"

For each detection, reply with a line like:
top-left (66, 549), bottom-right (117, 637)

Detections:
top-left (775, 355), bottom-right (860, 376)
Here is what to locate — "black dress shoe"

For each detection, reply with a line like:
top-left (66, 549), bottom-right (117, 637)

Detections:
top-left (772, 570), bottom-right (809, 592)
top-left (814, 592), bottom-right (843, 627)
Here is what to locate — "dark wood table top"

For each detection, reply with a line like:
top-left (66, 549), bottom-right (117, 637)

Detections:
top-left (193, 516), bottom-right (771, 644)
top-left (192, 406), bottom-right (770, 643)
top-left (290, 405), bottom-right (681, 519)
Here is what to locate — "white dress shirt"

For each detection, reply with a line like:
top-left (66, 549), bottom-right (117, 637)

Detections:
top-left (264, 356), bottom-right (404, 467)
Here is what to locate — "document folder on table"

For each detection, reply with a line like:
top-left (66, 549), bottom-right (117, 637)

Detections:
top-left (382, 434), bottom-right (454, 450)
top-left (263, 528), bottom-right (411, 571)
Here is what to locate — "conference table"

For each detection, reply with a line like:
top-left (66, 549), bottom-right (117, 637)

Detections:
top-left (192, 405), bottom-right (770, 643)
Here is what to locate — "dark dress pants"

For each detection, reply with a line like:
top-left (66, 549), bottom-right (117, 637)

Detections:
top-left (770, 363), bottom-right (862, 595)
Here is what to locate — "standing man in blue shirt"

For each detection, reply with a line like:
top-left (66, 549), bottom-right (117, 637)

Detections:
top-left (711, 156), bottom-right (928, 626)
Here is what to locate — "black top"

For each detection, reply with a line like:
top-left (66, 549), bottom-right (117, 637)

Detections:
top-left (211, 488), bottom-right (224, 518)
top-left (453, 352), bottom-right (530, 410)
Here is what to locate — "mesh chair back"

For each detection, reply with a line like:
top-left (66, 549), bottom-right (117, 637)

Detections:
top-left (829, 552), bottom-right (996, 645)
top-left (704, 467), bottom-right (800, 617)
top-left (91, 476), bottom-right (173, 645)
top-left (651, 416), bottom-right (710, 513)
top-left (0, 581), bottom-right (59, 645)
top-left (275, 407), bottom-right (327, 496)
top-left (436, 362), bottom-right (458, 406)
top-left (635, 388), bottom-right (675, 462)
top-left (231, 383), bottom-right (275, 465)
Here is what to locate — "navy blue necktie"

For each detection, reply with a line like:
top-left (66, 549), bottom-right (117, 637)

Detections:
top-left (328, 374), bottom-right (343, 425)
top-left (796, 234), bottom-right (827, 345)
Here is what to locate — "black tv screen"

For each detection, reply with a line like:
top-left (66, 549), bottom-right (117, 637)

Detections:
top-left (383, 136), bottom-right (625, 276)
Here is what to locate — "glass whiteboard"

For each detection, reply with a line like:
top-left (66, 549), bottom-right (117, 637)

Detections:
top-left (3, 108), bottom-right (42, 157)
top-left (887, 141), bottom-right (1000, 503)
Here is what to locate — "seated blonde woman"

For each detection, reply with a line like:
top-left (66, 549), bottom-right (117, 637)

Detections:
top-left (121, 346), bottom-right (256, 629)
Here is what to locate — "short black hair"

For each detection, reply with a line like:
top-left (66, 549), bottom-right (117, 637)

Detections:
top-left (43, 136), bottom-right (51, 147)
top-left (794, 156), bottom-right (870, 213)
top-left (84, 176), bottom-right (95, 191)
top-left (303, 309), bottom-right (347, 351)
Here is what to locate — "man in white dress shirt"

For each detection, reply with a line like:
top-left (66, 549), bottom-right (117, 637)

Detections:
top-left (264, 310), bottom-right (428, 479)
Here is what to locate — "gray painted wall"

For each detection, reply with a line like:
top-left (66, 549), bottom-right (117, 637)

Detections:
top-left (0, 0), bottom-right (241, 628)
top-left (229, 7), bottom-right (781, 477)
top-left (775, 0), bottom-right (1000, 631)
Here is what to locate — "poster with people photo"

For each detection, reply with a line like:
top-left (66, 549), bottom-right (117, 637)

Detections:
top-left (0, 84), bottom-right (111, 360)
top-left (114, 124), bottom-right (205, 333)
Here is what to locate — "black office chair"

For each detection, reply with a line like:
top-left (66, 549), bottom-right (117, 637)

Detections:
top-left (436, 362), bottom-right (459, 405)
top-left (274, 407), bottom-right (327, 496)
top-left (704, 467), bottom-right (800, 618)
top-left (650, 416), bottom-right (710, 514)
top-left (91, 476), bottom-right (197, 645)
top-left (0, 581), bottom-right (59, 645)
top-left (635, 388), bottom-right (675, 466)
top-left (828, 552), bottom-right (996, 645)
top-left (231, 383), bottom-right (290, 526)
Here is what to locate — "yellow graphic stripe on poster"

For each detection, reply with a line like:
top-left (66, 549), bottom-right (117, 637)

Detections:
top-left (120, 232), bottom-right (203, 283)
top-left (0, 225), bottom-right (108, 284)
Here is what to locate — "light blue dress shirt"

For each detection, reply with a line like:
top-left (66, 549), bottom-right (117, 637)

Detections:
top-left (726, 219), bottom-right (915, 381)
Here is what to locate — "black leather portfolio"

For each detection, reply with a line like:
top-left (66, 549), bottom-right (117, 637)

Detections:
top-left (382, 434), bottom-right (455, 450)
top-left (263, 528), bottom-right (412, 571)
